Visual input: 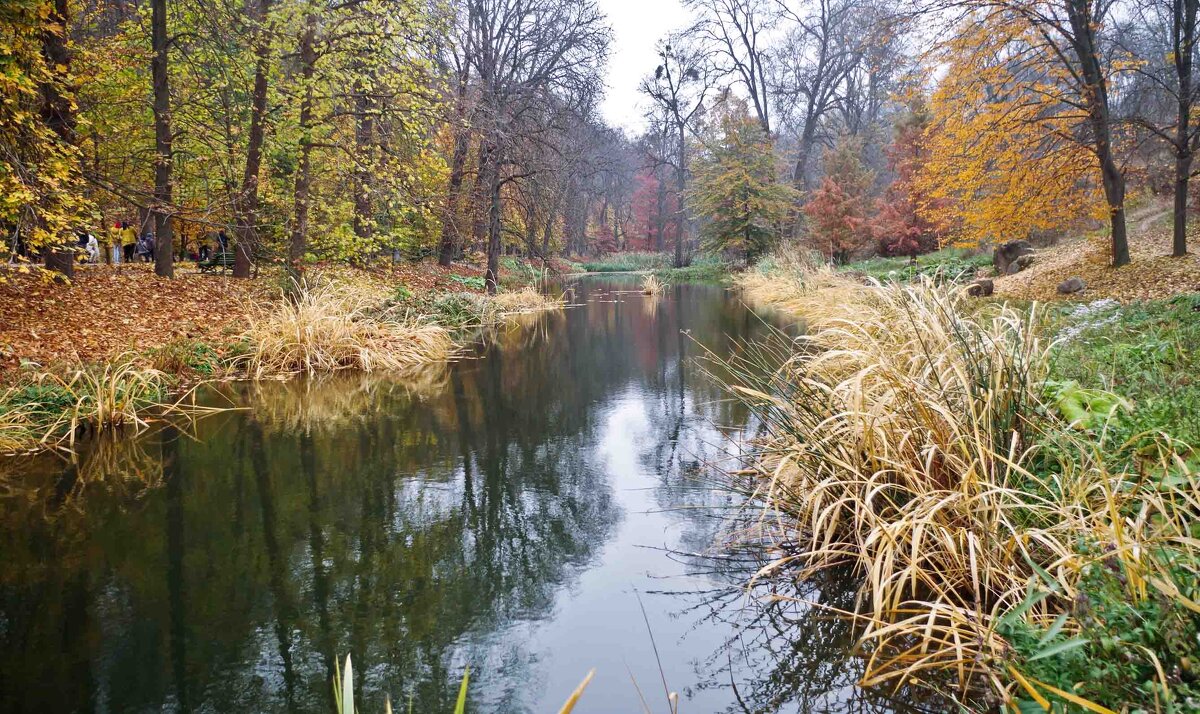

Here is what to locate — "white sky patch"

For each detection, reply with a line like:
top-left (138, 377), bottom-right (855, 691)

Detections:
top-left (596, 0), bottom-right (693, 132)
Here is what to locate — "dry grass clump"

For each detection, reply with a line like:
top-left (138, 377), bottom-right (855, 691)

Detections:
top-left (716, 275), bottom-right (1200, 705)
top-left (640, 274), bottom-right (668, 296)
top-left (0, 358), bottom-right (175, 452)
top-left (490, 285), bottom-right (564, 314)
top-left (239, 281), bottom-right (454, 377)
top-left (737, 264), bottom-right (862, 319)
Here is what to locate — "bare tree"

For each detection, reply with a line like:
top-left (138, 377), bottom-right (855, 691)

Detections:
top-left (686, 0), bottom-right (777, 133)
top-left (1122, 0), bottom-right (1199, 256)
top-left (769, 0), bottom-right (861, 193)
top-left (463, 0), bottom-right (610, 293)
top-left (640, 36), bottom-right (716, 267)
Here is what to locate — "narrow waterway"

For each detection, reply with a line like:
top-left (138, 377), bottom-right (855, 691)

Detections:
top-left (0, 277), bottom-right (908, 713)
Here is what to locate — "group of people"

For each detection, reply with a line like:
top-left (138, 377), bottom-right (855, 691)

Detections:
top-left (67, 220), bottom-right (232, 265)
top-left (110, 221), bottom-right (156, 264)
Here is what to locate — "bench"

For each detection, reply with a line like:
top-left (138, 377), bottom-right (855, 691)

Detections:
top-left (198, 251), bottom-right (237, 273)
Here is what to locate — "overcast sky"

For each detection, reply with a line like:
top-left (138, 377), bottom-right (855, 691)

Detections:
top-left (596, 0), bottom-right (692, 132)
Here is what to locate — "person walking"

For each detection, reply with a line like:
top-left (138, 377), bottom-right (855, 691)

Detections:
top-left (85, 233), bottom-right (100, 263)
top-left (137, 229), bottom-right (154, 262)
top-left (216, 229), bottom-right (229, 254)
top-left (121, 222), bottom-right (137, 263)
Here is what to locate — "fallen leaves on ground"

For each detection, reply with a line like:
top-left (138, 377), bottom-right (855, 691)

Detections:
top-left (0, 263), bottom-right (273, 373)
top-left (995, 225), bottom-right (1200, 302)
top-left (0, 259), bottom-right (493, 376)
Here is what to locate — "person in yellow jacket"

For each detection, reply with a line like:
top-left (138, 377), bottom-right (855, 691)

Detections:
top-left (121, 222), bottom-right (138, 263)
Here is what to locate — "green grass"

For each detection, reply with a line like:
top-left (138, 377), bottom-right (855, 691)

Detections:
top-left (995, 293), bottom-right (1200, 710)
top-left (652, 255), bottom-right (731, 283)
top-left (842, 246), bottom-right (992, 283)
top-left (581, 251), bottom-right (671, 273)
top-left (1046, 293), bottom-right (1200, 451)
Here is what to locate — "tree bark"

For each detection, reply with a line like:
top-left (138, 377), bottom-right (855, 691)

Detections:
top-left (483, 141), bottom-right (502, 295)
top-left (151, 0), bottom-right (174, 278)
top-left (233, 0), bottom-right (272, 279)
top-left (1172, 0), bottom-right (1197, 257)
top-left (1067, 0), bottom-right (1129, 267)
top-left (655, 170), bottom-right (667, 251)
top-left (288, 11), bottom-right (318, 279)
top-left (438, 74), bottom-right (471, 266)
top-left (38, 0), bottom-right (77, 276)
top-left (352, 72), bottom-right (374, 245)
top-left (674, 123), bottom-right (686, 268)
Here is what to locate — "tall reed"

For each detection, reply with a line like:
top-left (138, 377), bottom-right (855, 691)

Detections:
top-left (0, 358), bottom-right (174, 451)
top-left (719, 274), bottom-right (1200, 705)
top-left (239, 281), bottom-right (454, 377)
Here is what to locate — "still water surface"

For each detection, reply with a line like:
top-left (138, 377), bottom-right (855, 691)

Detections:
top-left (0, 278), bottom-right (907, 713)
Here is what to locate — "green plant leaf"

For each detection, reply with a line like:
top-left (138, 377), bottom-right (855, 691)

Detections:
top-left (1028, 636), bottom-right (1089, 662)
top-left (453, 667), bottom-right (470, 714)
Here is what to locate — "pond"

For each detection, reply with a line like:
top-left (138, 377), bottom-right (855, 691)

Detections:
top-left (0, 277), bottom-right (912, 713)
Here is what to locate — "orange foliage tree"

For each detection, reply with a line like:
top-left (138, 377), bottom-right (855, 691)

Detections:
top-left (916, 11), bottom-right (1104, 247)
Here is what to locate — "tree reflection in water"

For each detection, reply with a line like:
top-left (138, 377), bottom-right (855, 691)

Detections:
top-left (0, 278), bottom-right (918, 713)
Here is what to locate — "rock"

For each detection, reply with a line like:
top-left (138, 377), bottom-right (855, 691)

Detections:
top-left (1012, 254), bottom-right (1036, 272)
top-left (967, 278), bottom-right (994, 297)
top-left (993, 240), bottom-right (1034, 275)
top-left (1057, 276), bottom-right (1086, 295)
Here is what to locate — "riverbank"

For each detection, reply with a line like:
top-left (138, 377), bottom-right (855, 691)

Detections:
top-left (0, 260), bottom-right (564, 453)
top-left (728, 263), bottom-right (1200, 710)
top-left (579, 251), bottom-right (732, 283)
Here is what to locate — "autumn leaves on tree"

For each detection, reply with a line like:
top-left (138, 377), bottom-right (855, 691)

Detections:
top-left (4, 0), bottom-right (1198, 282)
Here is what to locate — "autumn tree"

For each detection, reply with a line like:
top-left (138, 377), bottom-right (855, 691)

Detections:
top-left (957, 1), bottom-right (1131, 266)
top-left (872, 96), bottom-right (942, 257)
top-left (917, 12), bottom-right (1103, 246)
top-left (691, 100), bottom-right (797, 264)
top-left (1, 0), bottom-right (89, 269)
top-left (803, 135), bottom-right (875, 263)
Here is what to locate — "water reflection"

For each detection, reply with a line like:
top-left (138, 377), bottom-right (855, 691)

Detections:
top-left (0, 278), bottom-right (910, 713)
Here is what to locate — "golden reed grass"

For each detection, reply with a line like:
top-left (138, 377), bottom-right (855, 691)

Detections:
top-left (238, 281), bottom-right (454, 378)
top-left (640, 273), bottom-right (668, 296)
top-left (722, 269), bottom-right (1199, 705)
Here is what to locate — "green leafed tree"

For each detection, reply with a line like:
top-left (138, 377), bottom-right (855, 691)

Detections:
top-left (690, 99), bottom-right (796, 265)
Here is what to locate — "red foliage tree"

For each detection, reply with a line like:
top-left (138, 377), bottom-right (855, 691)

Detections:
top-left (803, 138), bottom-right (875, 264)
top-left (630, 170), bottom-right (677, 252)
top-left (872, 99), bottom-right (943, 258)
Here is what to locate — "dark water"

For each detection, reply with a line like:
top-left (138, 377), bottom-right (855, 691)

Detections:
top-left (0, 278), bottom-right (909, 714)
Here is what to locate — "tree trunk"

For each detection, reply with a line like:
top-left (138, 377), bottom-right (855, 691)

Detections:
top-left (438, 76), bottom-right (471, 266)
top-left (1067, 0), bottom-right (1129, 267)
top-left (655, 172), bottom-right (667, 251)
top-left (151, 0), bottom-right (174, 278)
top-left (541, 207), bottom-right (553, 256)
top-left (1172, 0), bottom-right (1197, 257)
top-left (1175, 145), bottom-right (1191, 258)
top-left (38, 0), bottom-right (77, 277)
top-left (288, 12), bottom-right (317, 280)
top-left (674, 123), bottom-right (686, 268)
top-left (481, 140), bottom-right (501, 294)
top-left (352, 72), bottom-right (374, 245)
top-left (234, 0), bottom-right (272, 279)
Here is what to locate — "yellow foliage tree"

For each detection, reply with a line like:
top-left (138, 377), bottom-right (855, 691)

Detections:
top-left (917, 11), bottom-right (1105, 247)
top-left (1, 0), bottom-right (89, 259)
